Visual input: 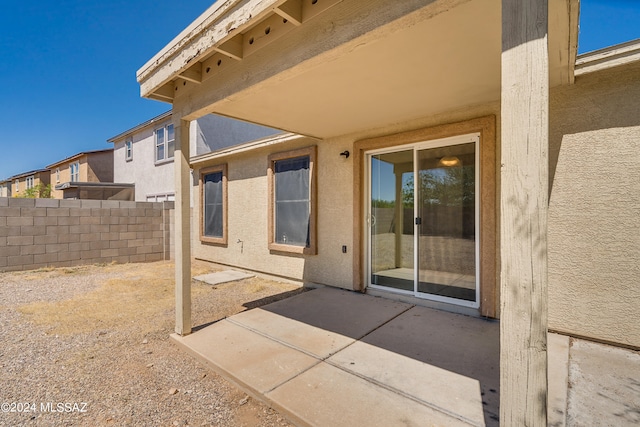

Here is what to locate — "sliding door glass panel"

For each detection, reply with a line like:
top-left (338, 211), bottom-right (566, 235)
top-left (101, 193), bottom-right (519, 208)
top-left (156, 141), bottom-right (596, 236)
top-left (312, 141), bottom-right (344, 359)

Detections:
top-left (370, 150), bottom-right (414, 291)
top-left (417, 143), bottom-right (477, 301)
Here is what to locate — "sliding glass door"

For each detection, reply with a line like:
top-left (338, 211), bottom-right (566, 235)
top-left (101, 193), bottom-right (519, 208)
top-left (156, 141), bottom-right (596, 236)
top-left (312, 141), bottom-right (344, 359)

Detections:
top-left (370, 150), bottom-right (414, 291)
top-left (367, 134), bottom-right (479, 307)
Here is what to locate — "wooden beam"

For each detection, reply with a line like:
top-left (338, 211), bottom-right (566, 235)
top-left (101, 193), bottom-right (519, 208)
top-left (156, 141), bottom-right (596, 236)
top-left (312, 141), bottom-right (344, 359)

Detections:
top-left (179, 63), bottom-right (202, 84)
top-left (243, 12), bottom-right (297, 57)
top-left (153, 83), bottom-right (175, 101)
top-left (214, 35), bottom-right (244, 61)
top-left (500, 0), bottom-right (549, 425)
top-left (148, 93), bottom-right (172, 103)
top-left (201, 53), bottom-right (234, 82)
top-left (302, 0), bottom-right (342, 22)
top-left (173, 116), bottom-right (192, 336)
top-left (274, 0), bottom-right (303, 26)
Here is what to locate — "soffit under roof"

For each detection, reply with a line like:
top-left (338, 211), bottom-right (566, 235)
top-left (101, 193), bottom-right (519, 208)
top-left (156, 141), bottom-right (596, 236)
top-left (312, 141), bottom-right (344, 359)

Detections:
top-left (139, 0), bottom-right (577, 139)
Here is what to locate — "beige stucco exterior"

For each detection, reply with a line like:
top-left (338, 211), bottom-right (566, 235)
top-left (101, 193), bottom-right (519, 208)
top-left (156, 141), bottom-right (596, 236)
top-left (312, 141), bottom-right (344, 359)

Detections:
top-left (47, 150), bottom-right (114, 199)
top-left (8, 170), bottom-right (50, 197)
top-left (192, 134), bottom-right (355, 288)
top-left (192, 102), bottom-right (501, 299)
top-left (0, 180), bottom-right (8, 197)
top-left (548, 60), bottom-right (640, 348)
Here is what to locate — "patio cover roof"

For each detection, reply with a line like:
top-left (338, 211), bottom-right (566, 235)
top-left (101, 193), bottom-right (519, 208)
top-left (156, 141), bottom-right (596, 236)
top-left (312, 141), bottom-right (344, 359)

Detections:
top-left (137, 0), bottom-right (578, 139)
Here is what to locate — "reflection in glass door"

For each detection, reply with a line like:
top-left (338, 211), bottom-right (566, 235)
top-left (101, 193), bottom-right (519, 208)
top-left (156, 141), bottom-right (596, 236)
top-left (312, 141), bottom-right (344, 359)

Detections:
top-left (416, 142), bottom-right (477, 303)
top-left (367, 135), bottom-right (479, 307)
top-left (370, 150), bottom-right (414, 292)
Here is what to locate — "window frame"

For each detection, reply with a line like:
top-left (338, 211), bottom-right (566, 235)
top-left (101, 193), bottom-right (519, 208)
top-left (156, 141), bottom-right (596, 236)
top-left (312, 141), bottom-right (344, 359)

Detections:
top-left (56, 168), bottom-right (60, 183)
top-left (155, 123), bottom-right (175, 163)
top-left (70, 162), bottom-right (80, 182)
top-left (14, 180), bottom-right (19, 193)
top-left (354, 115), bottom-right (497, 316)
top-left (267, 145), bottom-right (317, 255)
top-left (26, 176), bottom-right (35, 190)
top-left (125, 139), bottom-right (133, 161)
top-left (199, 164), bottom-right (228, 245)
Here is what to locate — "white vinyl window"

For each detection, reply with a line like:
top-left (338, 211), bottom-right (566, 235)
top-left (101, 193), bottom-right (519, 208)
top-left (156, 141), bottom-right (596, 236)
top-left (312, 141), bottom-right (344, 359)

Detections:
top-left (26, 176), bottom-right (34, 190)
top-left (14, 180), bottom-right (19, 193)
top-left (56, 168), bottom-right (60, 183)
top-left (125, 140), bottom-right (133, 161)
top-left (70, 162), bottom-right (80, 182)
top-left (155, 124), bottom-right (174, 162)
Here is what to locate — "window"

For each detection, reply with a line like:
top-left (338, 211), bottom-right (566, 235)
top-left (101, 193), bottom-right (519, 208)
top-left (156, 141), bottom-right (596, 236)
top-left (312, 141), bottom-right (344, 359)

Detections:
top-left (26, 176), bottom-right (34, 190)
top-left (199, 164), bottom-right (227, 245)
top-left (268, 146), bottom-right (317, 254)
top-left (155, 123), bottom-right (174, 162)
top-left (56, 168), bottom-right (60, 183)
top-left (14, 180), bottom-right (19, 193)
top-left (70, 162), bottom-right (79, 182)
top-left (125, 139), bottom-right (133, 161)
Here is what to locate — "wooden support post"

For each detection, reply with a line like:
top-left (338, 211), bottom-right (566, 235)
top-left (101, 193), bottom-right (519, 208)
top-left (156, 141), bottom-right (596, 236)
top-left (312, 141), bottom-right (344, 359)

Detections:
top-left (174, 116), bottom-right (192, 336)
top-left (500, 0), bottom-right (549, 425)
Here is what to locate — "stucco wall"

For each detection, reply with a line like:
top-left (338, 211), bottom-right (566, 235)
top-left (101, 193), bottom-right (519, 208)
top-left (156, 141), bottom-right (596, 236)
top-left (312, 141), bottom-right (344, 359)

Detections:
top-left (87, 151), bottom-right (114, 183)
top-left (191, 102), bottom-right (501, 290)
top-left (548, 62), bottom-right (640, 348)
top-left (113, 119), bottom-right (175, 202)
top-left (193, 136), bottom-right (355, 288)
top-left (10, 172), bottom-right (50, 196)
top-left (113, 114), bottom-right (281, 202)
top-left (49, 157), bottom-right (87, 199)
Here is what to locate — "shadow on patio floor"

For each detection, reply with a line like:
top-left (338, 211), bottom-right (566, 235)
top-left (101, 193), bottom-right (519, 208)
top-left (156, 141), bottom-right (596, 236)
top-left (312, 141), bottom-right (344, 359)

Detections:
top-left (173, 286), bottom-right (500, 426)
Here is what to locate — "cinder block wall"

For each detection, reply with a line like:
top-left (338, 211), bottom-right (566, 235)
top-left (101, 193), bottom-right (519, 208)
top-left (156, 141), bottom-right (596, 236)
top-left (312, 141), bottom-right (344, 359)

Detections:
top-left (0, 198), bottom-right (174, 272)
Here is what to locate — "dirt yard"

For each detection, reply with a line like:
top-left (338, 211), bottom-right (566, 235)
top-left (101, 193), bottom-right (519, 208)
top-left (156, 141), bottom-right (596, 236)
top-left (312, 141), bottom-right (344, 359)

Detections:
top-left (0, 260), bottom-right (303, 426)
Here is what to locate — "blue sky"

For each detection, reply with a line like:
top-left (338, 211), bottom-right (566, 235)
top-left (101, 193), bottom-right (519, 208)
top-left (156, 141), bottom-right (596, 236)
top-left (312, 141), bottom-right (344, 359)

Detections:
top-left (1, 0), bottom-right (639, 180)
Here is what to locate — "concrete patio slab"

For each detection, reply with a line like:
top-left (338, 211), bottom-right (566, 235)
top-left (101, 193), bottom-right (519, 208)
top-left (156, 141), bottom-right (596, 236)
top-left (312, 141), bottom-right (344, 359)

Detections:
top-left (356, 305), bottom-right (500, 425)
top-left (548, 333), bottom-right (570, 427)
top-left (252, 287), bottom-right (413, 340)
top-left (175, 287), bottom-right (501, 426)
top-left (193, 270), bottom-right (254, 286)
top-left (265, 362), bottom-right (469, 427)
top-left (567, 338), bottom-right (640, 426)
top-left (328, 340), bottom-right (485, 426)
top-left (227, 308), bottom-right (356, 359)
top-left (228, 287), bottom-right (412, 358)
top-left (172, 320), bottom-right (319, 394)
top-left (174, 285), bottom-right (639, 427)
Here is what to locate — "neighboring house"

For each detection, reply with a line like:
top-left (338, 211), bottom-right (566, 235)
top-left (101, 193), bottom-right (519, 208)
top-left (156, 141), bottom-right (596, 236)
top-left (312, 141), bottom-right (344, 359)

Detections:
top-left (46, 149), bottom-right (133, 200)
top-left (108, 111), bottom-right (281, 202)
top-left (137, 0), bottom-right (639, 422)
top-left (6, 169), bottom-right (50, 197)
top-left (0, 179), bottom-right (10, 197)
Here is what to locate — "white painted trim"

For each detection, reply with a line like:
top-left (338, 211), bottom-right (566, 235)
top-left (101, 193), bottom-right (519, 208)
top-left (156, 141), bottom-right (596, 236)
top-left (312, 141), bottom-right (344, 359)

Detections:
top-left (364, 133), bottom-right (481, 309)
top-left (575, 38), bottom-right (640, 76)
top-left (154, 123), bottom-right (176, 163)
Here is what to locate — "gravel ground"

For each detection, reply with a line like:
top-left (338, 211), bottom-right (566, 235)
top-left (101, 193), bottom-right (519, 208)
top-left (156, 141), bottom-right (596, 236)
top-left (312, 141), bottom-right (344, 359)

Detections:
top-left (0, 260), bottom-right (303, 427)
